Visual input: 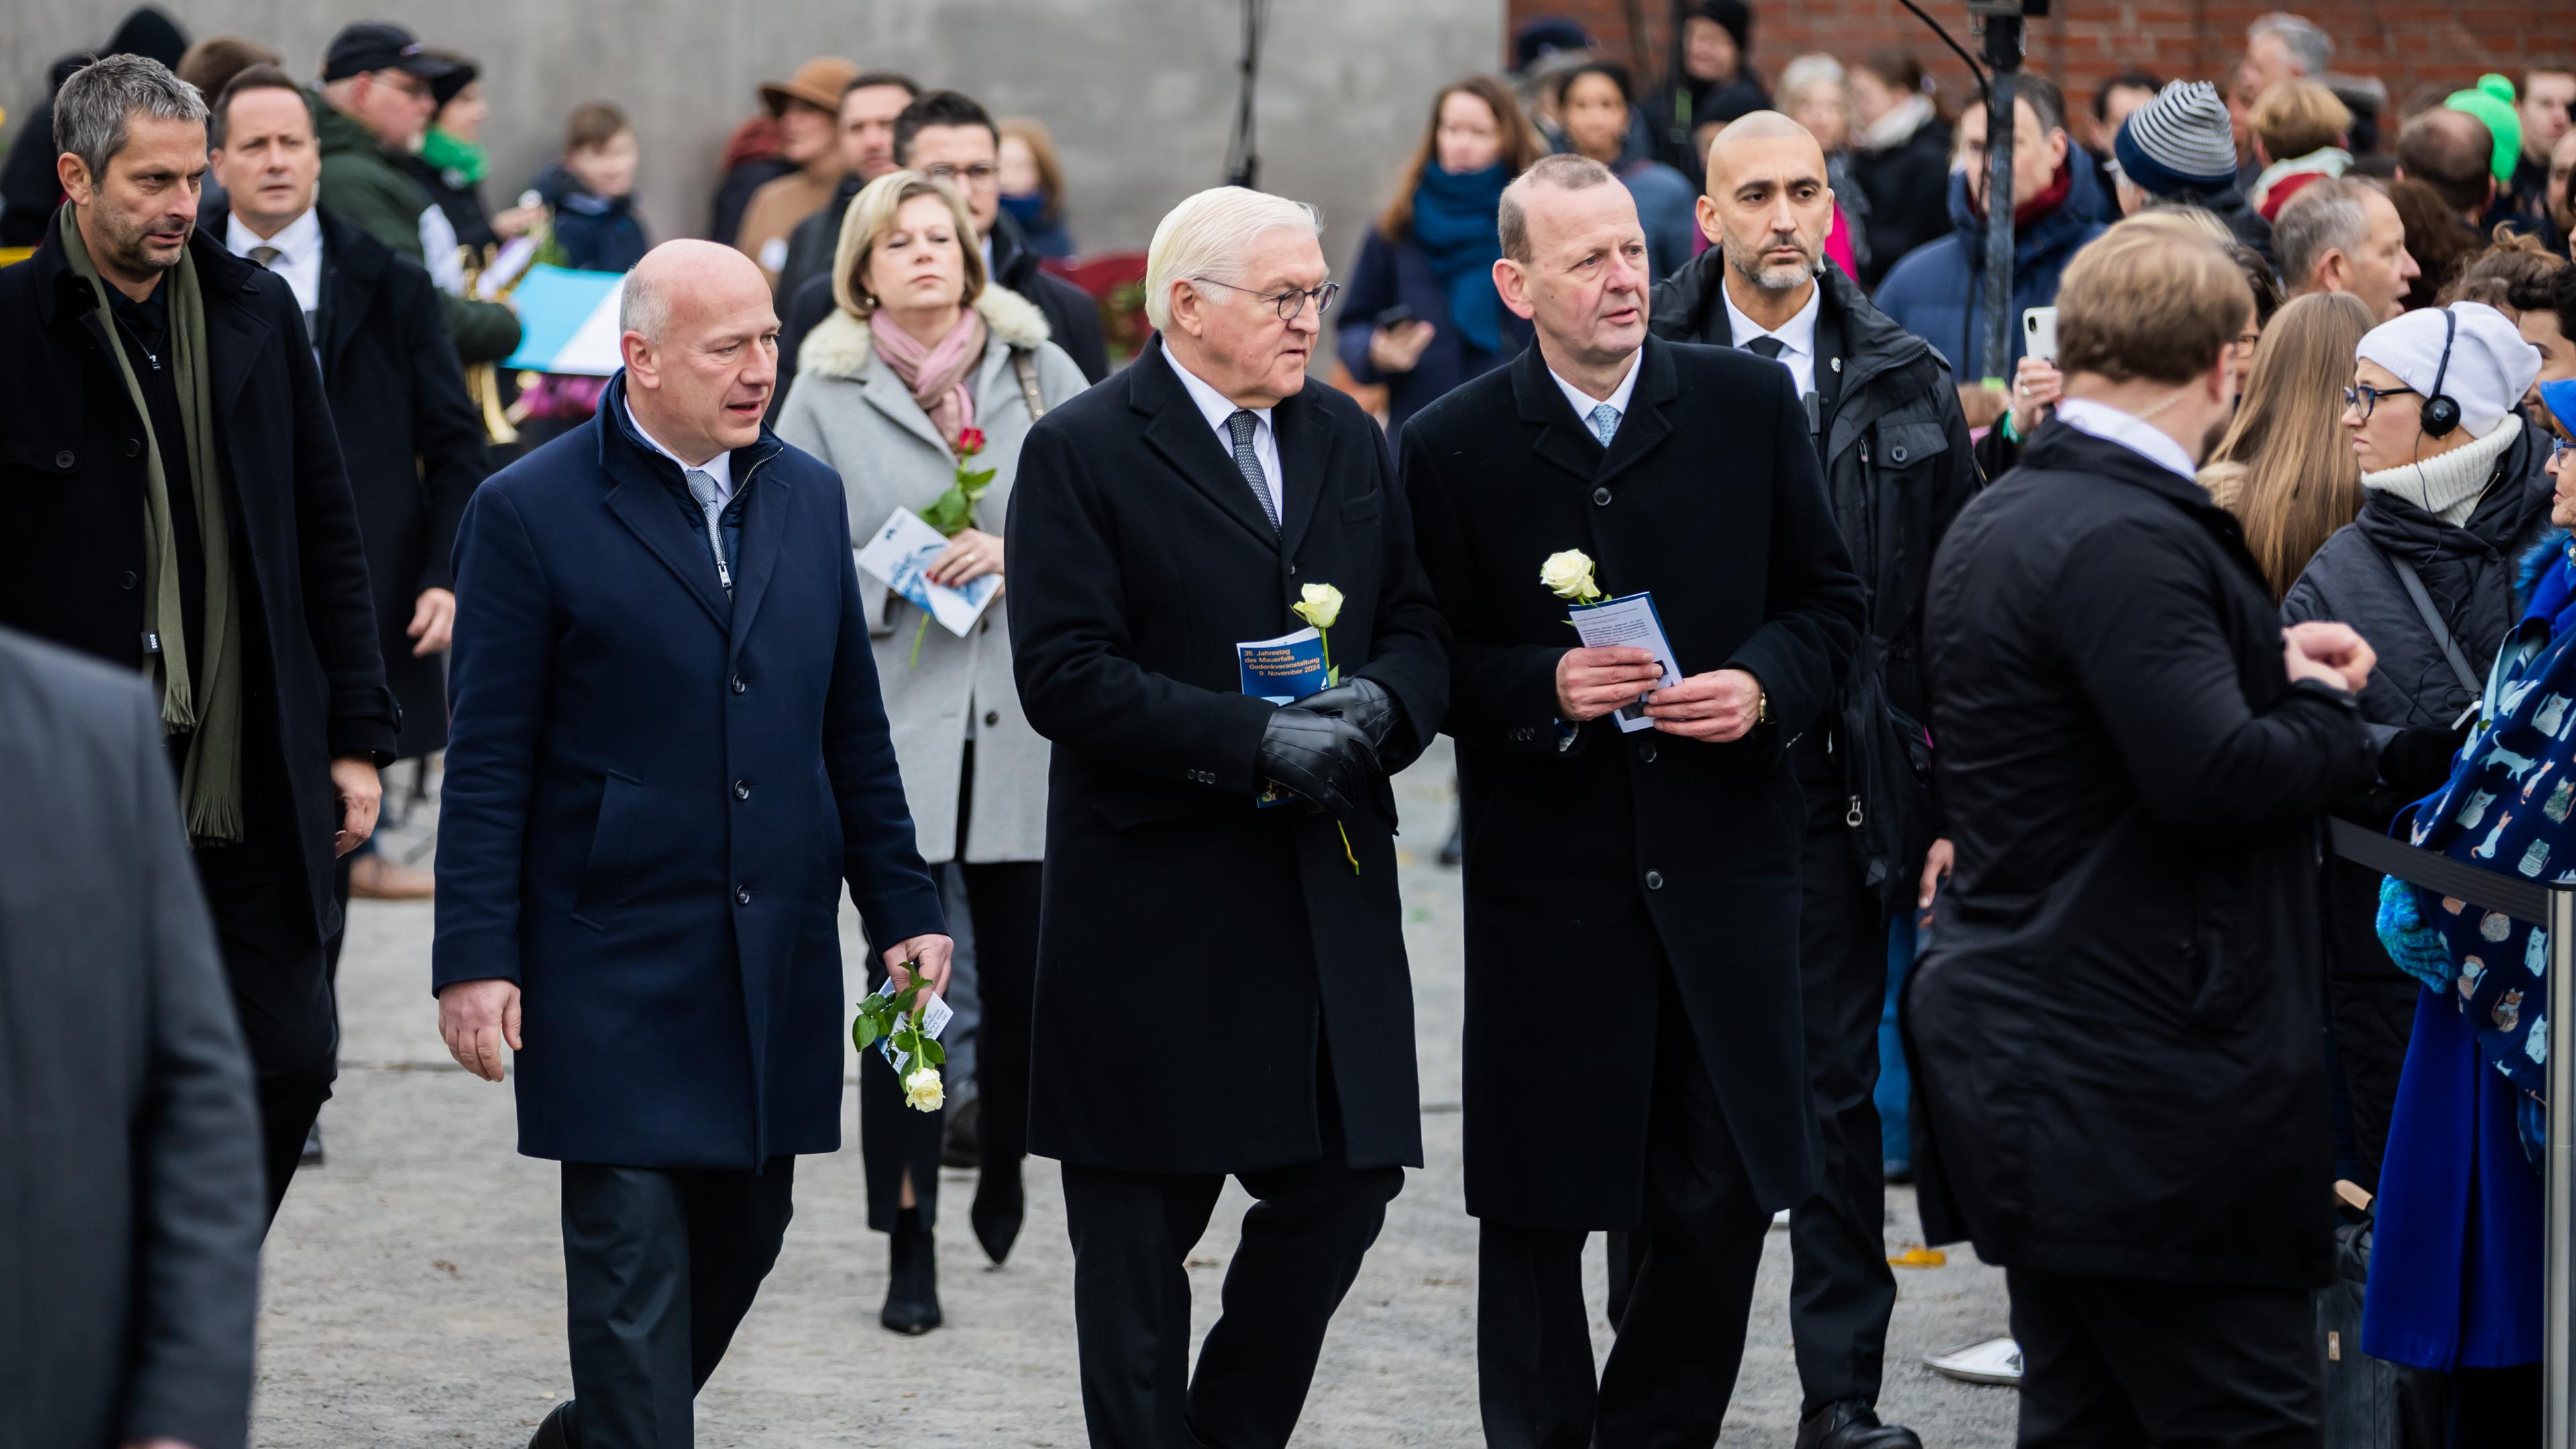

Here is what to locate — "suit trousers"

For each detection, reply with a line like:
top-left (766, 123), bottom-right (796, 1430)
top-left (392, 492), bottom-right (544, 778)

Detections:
top-left (557, 1159), bottom-right (796, 1449)
top-left (1478, 971), bottom-right (1774, 1449)
top-left (859, 859), bottom-right (1041, 1230)
top-left (1788, 806), bottom-right (1900, 1413)
top-left (1057, 1063), bottom-right (1403, 1449)
top-left (2006, 1269), bottom-right (2324, 1448)
top-left (193, 826), bottom-right (336, 1228)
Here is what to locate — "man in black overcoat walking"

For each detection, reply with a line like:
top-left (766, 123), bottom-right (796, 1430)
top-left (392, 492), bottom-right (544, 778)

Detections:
top-left (1401, 152), bottom-right (1864, 1448)
top-left (1646, 113), bottom-right (1980, 1449)
top-left (1007, 184), bottom-right (1450, 1449)
top-left (1913, 220), bottom-right (2379, 1444)
top-left (203, 63), bottom-right (488, 904)
top-left (0, 55), bottom-right (396, 1228)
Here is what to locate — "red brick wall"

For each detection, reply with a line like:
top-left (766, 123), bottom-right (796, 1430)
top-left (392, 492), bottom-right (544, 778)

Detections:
top-left (1515, 1), bottom-right (2576, 150)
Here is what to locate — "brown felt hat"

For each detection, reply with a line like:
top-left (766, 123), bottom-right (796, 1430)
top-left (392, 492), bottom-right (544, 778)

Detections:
top-left (760, 56), bottom-right (860, 117)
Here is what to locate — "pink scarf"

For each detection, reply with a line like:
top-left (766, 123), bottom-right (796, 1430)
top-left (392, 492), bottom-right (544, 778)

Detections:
top-left (869, 306), bottom-right (987, 448)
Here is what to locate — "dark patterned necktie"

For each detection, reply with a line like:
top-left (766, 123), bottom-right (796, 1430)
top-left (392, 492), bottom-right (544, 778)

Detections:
top-left (1746, 335), bottom-right (1786, 360)
top-left (1225, 409), bottom-right (1280, 534)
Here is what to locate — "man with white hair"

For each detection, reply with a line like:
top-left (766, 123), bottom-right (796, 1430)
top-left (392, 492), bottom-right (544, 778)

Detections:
top-left (436, 239), bottom-right (952, 1448)
top-left (1006, 186), bottom-right (1450, 1448)
top-left (2276, 176), bottom-right (2419, 323)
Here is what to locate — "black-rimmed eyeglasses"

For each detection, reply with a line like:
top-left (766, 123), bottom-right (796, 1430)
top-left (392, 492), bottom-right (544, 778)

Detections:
top-left (1193, 278), bottom-right (1341, 321)
top-left (2345, 383), bottom-right (2416, 420)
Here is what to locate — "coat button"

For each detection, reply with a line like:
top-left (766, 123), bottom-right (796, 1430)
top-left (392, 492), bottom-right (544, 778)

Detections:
top-left (123, 437), bottom-right (142, 458)
top-left (1591, 486), bottom-right (1612, 506)
top-left (735, 886), bottom-right (753, 906)
top-left (983, 710), bottom-right (1000, 727)
top-left (1891, 444), bottom-right (1911, 464)
top-left (733, 780), bottom-right (752, 800)
top-left (119, 570), bottom-right (138, 590)
top-left (731, 676), bottom-right (748, 694)
top-left (54, 449), bottom-right (74, 470)
top-left (1287, 564), bottom-right (1299, 576)
top-left (1638, 740), bottom-right (1657, 763)
top-left (1645, 870), bottom-right (1665, 890)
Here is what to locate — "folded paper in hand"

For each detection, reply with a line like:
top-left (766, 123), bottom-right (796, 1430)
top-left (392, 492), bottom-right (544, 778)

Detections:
top-left (1568, 592), bottom-right (1682, 733)
top-left (869, 975), bottom-right (953, 1074)
top-left (1239, 627), bottom-right (1326, 806)
top-left (857, 506), bottom-right (1000, 638)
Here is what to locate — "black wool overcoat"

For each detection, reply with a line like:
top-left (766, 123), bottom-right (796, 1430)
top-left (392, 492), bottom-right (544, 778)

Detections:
top-left (1401, 335), bottom-right (1864, 1228)
top-left (1006, 336), bottom-right (1450, 1176)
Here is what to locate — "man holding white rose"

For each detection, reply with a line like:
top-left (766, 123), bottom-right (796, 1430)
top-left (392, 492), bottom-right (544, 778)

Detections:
top-left (1400, 152), bottom-right (1864, 1447)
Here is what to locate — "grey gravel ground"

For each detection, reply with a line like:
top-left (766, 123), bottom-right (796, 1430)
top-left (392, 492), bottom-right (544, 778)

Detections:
top-left (254, 740), bottom-right (2017, 1446)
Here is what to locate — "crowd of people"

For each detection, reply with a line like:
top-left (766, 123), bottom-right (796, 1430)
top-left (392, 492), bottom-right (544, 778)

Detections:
top-left (3, 5), bottom-right (2576, 1449)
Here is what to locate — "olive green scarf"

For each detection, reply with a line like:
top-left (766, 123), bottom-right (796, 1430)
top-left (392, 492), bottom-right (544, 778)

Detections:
top-left (58, 205), bottom-right (244, 843)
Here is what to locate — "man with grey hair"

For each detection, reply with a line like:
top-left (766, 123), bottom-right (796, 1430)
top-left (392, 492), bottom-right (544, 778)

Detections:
top-left (0, 52), bottom-right (396, 1230)
top-left (2276, 176), bottom-right (2419, 322)
top-left (438, 238), bottom-right (951, 1448)
top-left (2244, 13), bottom-right (2332, 91)
top-left (1008, 184), bottom-right (1449, 1447)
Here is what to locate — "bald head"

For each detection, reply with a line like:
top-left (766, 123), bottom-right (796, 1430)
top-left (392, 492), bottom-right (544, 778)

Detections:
top-left (1697, 110), bottom-right (1835, 303)
top-left (619, 239), bottom-right (781, 464)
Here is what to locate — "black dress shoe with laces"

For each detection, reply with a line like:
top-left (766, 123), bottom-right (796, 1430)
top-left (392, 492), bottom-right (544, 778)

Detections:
top-left (1796, 1401), bottom-right (1924, 1449)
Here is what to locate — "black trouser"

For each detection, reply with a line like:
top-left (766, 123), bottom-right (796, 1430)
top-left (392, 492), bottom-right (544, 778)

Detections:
top-left (1479, 973), bottom-right (1774, 1449)
top-left (557, 1159), bottom-right (796, 1449)
top-left (2006, 1269), bottom-right (2324, 1448)
top-left (1788, 806), bottom-right (1900, 1415)
top-left (193, 827), bottom-right (336, 1228)
top-left (1059, 1067), bottom-right (1401, 1449)
top-left (858, 859), bottom-right (1041, 1230)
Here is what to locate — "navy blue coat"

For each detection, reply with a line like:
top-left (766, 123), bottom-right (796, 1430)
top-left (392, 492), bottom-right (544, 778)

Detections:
top-left (1334, 227), bottom-right (1532, 438)
top-left (433, 375), bottom-right (945, 1169)
top-left (1872, 155), bottom-right (2110, 379)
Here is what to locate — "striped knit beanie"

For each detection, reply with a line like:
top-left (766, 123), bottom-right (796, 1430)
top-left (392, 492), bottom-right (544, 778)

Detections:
top-left (2114, 80), bottom-right (2240, 195)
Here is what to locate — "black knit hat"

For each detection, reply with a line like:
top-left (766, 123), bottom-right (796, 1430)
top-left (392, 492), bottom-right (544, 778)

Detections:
top-left (1694, 0), bottom-right (1752, 56)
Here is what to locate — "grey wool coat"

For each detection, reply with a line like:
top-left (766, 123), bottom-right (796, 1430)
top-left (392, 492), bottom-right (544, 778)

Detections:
top-left (775, 284), bottom-right (1089, 863)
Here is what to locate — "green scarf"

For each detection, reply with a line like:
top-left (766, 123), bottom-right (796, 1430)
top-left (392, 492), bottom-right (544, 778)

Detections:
top-left (57, 205), bottom-right (245, 843)
top-left (420, 127), bottom-right (488, 186)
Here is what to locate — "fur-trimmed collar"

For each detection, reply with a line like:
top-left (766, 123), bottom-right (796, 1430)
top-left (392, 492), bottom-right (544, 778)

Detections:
top-left (796, 283), bottom-right (1051, 382)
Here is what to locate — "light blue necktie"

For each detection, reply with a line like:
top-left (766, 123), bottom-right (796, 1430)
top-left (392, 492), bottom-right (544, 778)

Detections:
top-left (684, 467), bottom-right (733, 595)
top-left (1587, 402), bottom-right (1620, 447)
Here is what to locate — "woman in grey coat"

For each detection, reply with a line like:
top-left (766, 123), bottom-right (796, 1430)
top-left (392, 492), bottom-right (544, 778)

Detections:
top-left (775, 170), bottom-right (1088, 1335)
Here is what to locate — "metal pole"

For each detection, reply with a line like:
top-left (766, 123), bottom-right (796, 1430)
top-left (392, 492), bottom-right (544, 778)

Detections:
top-left (2552, 886), bottom-right (2573, 1449)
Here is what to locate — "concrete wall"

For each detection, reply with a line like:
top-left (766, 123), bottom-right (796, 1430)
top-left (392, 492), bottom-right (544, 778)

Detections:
top-left (7, 1), bottom-right (1502, 278)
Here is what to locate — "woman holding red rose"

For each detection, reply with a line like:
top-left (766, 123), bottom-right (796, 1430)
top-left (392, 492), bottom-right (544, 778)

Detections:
top-left (775, 170), bottom-right (1089, 1335)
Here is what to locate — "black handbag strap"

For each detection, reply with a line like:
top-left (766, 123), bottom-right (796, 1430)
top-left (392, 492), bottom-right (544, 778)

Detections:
top-left (2377, 547), bottom-right (2483, 696)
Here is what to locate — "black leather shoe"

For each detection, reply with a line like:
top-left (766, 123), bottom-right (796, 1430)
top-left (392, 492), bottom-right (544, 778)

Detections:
top-left (971, 1158), bottom-right (1024, 1266)
top-left (528, 1399), bottom-right (575, 1449)
top-left (1796, 1401), bottom-right (1923, 1449)
top-left (881, 1208), bottom-right (943, 1335)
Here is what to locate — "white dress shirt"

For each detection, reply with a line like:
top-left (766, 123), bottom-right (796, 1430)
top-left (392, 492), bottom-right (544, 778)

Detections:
top-left (1723, 280), bottom-right (1821, 398)
top-left (623, 399), bottom-right (735, 506)
top-left (227, 205), bottom-right (324, 355)
top-left (1169, 351), bottom-right (1284, 521)
top-left (1547, 349), bottom-right (1644, 443)
top-left (2053, 398), bottom-right (2200, 484)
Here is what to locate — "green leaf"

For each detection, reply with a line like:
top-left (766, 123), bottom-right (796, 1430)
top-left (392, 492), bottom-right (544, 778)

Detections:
top-left (921, 1040), bottom-right (946, 1065)
top-left (853, 1017), bottom-right (879, 1050)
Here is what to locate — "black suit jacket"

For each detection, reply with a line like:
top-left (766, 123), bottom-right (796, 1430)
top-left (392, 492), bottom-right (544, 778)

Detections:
top-left (203, 205), bottom-right (489, 759)
top-left (0, 627), bottom-right (263, 1449)
top-left (1401, 335), bottom-right (1864, 1227)
top-left (1006, 337), bottom-right (1449, 1175)
top-left (0, 223), bottom-right (398, 946)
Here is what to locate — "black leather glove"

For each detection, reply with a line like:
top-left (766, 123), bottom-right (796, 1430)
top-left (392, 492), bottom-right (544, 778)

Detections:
top-left (1257, 708), bottom-right (1380, 822)
top-left (1283, 677), bottom-right (1400, 753)
top-left (2381, 721), bottom-right (2471, 796)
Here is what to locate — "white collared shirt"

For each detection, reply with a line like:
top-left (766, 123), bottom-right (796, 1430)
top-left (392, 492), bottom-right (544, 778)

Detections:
top-left (227, 205), bottom-right (324, 354)
top-left (1722, 280), bottom-right (1821, 398)
top-left (623, 398), bottom-right (735, 506)
top-left (1548, 349), bottom-right (1644, 443)
top-left (2053, 398), bottom-right (2200, 483)
top-left (1168, 350), bottom-right (1284, 521)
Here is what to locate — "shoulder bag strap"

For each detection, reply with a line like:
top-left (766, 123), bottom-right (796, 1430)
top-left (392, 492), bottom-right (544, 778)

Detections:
top-left (1011, 348), bottom-right (1046, 422)
top-left (2380, 548), bottom-right (2484, 696)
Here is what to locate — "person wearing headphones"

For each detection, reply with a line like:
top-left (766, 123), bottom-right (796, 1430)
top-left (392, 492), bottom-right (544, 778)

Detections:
top-left (2280, 301), bottom-right (2552, 1197)
top-left (2349, 301), bottom-right (2563, 1446)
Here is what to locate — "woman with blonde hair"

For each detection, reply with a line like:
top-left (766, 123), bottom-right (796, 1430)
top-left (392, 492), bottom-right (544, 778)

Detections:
top-left (775, 170), bottom-right (1089, 1335)
top-left (2203, 291), bottom-right (2377, 595)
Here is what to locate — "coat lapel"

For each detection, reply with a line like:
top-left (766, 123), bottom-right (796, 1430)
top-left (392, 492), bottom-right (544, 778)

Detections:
top-left (594, 408), bottom-right (732, 632)
top-left (1133, 340), bottom-right (1280, 551)
top-left (724, 441), bottom-right (793, 655)
top-left (855, 370), bottom-right (956, 455)
top-left (1590, 337), bottom-right (1676, 489)
top-left (1510, 342), bottom-right (1606, 486)
top-left (1273, 385), bottom-right (1331, 561)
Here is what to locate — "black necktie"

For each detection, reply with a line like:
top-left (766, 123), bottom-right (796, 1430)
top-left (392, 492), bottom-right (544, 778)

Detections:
top-left (1745, 335), bottom-right (1786, 360)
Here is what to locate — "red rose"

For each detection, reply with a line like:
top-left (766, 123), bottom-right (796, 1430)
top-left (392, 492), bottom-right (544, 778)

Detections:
top-left (957, 427), bottom-right (987, 457)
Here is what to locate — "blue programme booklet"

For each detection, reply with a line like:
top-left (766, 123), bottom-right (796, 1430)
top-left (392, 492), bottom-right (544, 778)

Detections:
top-left (1239, 627), bottom-right (1327, 806)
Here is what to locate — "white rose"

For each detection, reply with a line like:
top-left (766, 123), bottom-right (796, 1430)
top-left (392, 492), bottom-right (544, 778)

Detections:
top-left (1539, 549), bottom-right (1599, 601)
top-left (1293, 582), bottom-right (1344, 631)
top-left (903, 1066), bottom-right (945, 1112)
